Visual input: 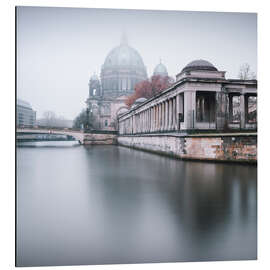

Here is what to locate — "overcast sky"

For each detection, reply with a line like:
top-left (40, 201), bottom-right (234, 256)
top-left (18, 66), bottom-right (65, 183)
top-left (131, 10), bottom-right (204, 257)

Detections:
top-left (17, 7), bottom-right (257, 119)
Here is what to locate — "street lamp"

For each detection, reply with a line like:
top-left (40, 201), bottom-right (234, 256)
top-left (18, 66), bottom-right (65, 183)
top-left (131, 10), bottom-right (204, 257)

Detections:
top-left (84, 107), bottom-right (90, 132)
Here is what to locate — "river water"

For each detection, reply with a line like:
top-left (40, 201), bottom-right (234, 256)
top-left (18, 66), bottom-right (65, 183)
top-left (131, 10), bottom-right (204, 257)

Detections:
top-left (16, 142), bottom-right (257, 266)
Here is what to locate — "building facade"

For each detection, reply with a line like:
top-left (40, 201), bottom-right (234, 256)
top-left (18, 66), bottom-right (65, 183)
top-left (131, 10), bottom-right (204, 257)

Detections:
top-left (118, 59), bottom-right (257, 135)
top-left (86, 34), bottom-right (168, 130)
top-left (17, 99), bottom-right (36, 127)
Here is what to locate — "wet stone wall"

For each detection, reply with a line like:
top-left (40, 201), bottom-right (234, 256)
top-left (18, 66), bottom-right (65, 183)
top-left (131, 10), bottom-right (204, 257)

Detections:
top-left (84, 133), bottom-right (117, 145)
top-left (117, 134), bottom-right (257, 163)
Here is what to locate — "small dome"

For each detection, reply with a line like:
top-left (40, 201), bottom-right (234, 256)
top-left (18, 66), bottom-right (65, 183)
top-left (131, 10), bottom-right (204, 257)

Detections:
top-left (134, 97), bottom-right (147, 103)
top-left (182, 59), bottom-right (218, 73)
top-left (117, 107), bottom-right (129, 116)
top-left (153, 62), bottom-right (168, 76)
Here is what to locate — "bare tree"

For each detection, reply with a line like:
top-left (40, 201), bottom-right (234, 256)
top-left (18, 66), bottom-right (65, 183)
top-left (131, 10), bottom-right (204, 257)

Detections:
top-left (238, 63), bottom-right (256, 80)
top-left (43, 111), bottom-right (56, 127)
top-left (73, 109), bottom-right (98, 130)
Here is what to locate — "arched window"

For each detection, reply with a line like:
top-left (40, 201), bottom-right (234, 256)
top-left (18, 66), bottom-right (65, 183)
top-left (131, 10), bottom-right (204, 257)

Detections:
top-left (105, 120), bottom-right (108, 127)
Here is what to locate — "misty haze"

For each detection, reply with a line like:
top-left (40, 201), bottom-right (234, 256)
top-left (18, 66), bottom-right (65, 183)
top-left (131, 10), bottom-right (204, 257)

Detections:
top-left (16, 7), bottom-right (256, 122)
top-left (16, 6), bottom-right (257, 267)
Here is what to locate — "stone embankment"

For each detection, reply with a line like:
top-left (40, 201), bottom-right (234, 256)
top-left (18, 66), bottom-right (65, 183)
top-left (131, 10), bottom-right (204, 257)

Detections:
top-left (117, 133), bottom-right (257, 163)
top-left (84, 132), bottom-right (117, 145)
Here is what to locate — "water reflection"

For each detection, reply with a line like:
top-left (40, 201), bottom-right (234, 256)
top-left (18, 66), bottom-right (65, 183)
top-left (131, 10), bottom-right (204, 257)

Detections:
top-left (16, 144), bottom-right (257, 266)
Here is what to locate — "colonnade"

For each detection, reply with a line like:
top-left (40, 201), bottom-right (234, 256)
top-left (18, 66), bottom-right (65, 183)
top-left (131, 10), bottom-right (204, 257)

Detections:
top-left (119, 94), bottom-right (184, 135)
top-left (118, 89), bottom-right (257, 135)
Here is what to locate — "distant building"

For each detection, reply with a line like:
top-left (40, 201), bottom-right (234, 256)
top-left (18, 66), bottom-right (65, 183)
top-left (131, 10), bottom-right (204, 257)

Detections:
top-left (86, 33), bottom-right (169, 130)
top-left (17, 99), bottom-right (36, 127)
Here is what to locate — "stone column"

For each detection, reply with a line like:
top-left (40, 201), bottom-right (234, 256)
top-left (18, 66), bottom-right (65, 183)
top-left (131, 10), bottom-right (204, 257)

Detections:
top-left (156, 105), bottom-right (159, 131)
top-left (154, 106), bottom-right (156, 131)
top-left (140, 112), bottom-right (142, 133)
top-left (169, 99), bottom-right (172, 130)
top-left (172, 98), bottom-right (175, 130)
top-left (146, 109), bottom-right (148, 132)
top-left (144, 111), bottom-right (146, 133)
top-left (176, 95), bottom-right (179, 130)
top-left (141, 112), bottom-right (142, 133)
top-left (137, 113), bottom-right (139, 133)
top-left (151, 107), bottom-right (154, 132)
top-left (157, 104), bottom-right (160, 131)
top-left (163, 102), bottom-right (166, 131)
top-left (161, 103), bottom-right (163, 131)
top-left (146, 110), bottom-right (148, 132)
top-left (159, 103), bottom-right (162, 131)
top-left (134, 114), bottom-right (136, 134)
top-left (136, 114), bottom-right (138, 133)
top-left (172, 97), bottom-right (176, 130)
top-left (152, 106), bottom-right (154, 132)
top-left (240, 94), bottom-right (247, 130)
top-left (142, 112), bottom-right (144, 133)
top-left (133, 114), bottom-right (136, 134)
top-left (138, 113), bottom-right (140, 133)
top-left (142, 111), bottom-right (144, 133)
top-left (175, 96), bottom-right (178, 130)
top-left (216, 91), bottom-right (228, 131)
top-left (228, 95), bottom-right (233, 123)
top-left (149, 108), bottom-right (151, 132)
top-left (184, 91), bottom-right (196, 130)
top-left (167, 100), bottom-right (170, 130)
top-left (156, 104), bottom-right (160, 131)
top-left (149, 109), bottom-right (151, 132)
top-left (165, 100), bottom-right (168, 131)
top-left (158, 104), bottom-right (161, 131)
top-left (159, 103), bottom-right (161, 131)
top-left (146, 109), bottom-right (149, 132)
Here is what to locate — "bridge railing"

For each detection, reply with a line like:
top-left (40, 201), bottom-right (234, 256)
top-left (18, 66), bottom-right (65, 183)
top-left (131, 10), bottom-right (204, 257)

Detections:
top-left (84, 129), bottom-right (118, 135)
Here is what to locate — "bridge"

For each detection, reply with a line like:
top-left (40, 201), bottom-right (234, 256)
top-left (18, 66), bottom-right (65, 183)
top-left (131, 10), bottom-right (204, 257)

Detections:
top-left (17, 128), bottom-right (118, 145)
top-left (17, 128), bottom-right (85, 144)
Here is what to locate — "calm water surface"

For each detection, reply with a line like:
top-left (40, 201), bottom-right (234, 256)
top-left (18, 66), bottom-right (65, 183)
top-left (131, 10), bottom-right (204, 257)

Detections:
top-left (16, 142), bottom-right (257, 266)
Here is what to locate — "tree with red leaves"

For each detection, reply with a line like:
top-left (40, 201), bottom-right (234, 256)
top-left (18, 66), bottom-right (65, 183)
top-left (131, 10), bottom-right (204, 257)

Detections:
top-left (125, 75), bottom-right (174, 107)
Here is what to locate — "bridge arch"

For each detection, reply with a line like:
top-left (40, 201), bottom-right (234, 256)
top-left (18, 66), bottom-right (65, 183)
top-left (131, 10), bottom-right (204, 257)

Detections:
top-left (17, 128), bottom-right (85, 144)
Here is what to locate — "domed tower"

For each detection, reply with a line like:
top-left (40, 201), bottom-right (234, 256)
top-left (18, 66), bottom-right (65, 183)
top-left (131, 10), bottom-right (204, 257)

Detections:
top-left (88, 74), bottom-right (101, 97)
top-left (176, 59), bottom-right (225, 81)
top-left (153, 60), bottom-right (168, 77)
top-left (181, 59), bottom-right (218, 73)
top-left (100, 33), bottom-right (147, 97)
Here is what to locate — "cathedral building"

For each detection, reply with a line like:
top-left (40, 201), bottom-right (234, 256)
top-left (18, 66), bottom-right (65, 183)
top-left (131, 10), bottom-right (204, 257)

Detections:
top-left (85, 34), bottom-right (168, 130)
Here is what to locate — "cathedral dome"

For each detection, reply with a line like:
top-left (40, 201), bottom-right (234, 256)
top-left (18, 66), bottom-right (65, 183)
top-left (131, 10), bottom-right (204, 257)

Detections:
top-left (103, 44), bottom-right (145, 68)
top-left (153, 62), bottom-right (168, 76)
top-left (181, 59), bottom-right (218, 73)
top-left (101, 34), bottom-right (147, 96)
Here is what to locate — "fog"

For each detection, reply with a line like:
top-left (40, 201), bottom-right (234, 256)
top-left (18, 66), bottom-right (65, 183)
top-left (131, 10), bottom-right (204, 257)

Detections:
top-left (16, 7), bottom-right (257, 120)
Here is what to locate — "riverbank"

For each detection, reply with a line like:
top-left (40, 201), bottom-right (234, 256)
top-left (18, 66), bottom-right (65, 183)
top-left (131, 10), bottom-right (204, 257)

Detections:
top-left (117, 133), bottom-right (257, 163)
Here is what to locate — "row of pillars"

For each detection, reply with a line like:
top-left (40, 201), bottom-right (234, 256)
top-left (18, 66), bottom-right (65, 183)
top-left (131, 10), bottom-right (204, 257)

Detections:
top-left (120, 94), bottom-right (183, 134)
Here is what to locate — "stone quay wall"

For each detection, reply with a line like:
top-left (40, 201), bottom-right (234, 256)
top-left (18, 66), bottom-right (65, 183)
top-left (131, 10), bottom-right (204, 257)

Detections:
top-left (84, 133), bottom-right (117, 145)
top-left (117, 133), bottom-right (257, 163)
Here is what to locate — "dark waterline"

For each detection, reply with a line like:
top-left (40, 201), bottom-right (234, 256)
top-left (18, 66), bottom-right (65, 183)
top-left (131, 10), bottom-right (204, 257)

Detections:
top-left (16, 142), bottom-right (257, 266)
